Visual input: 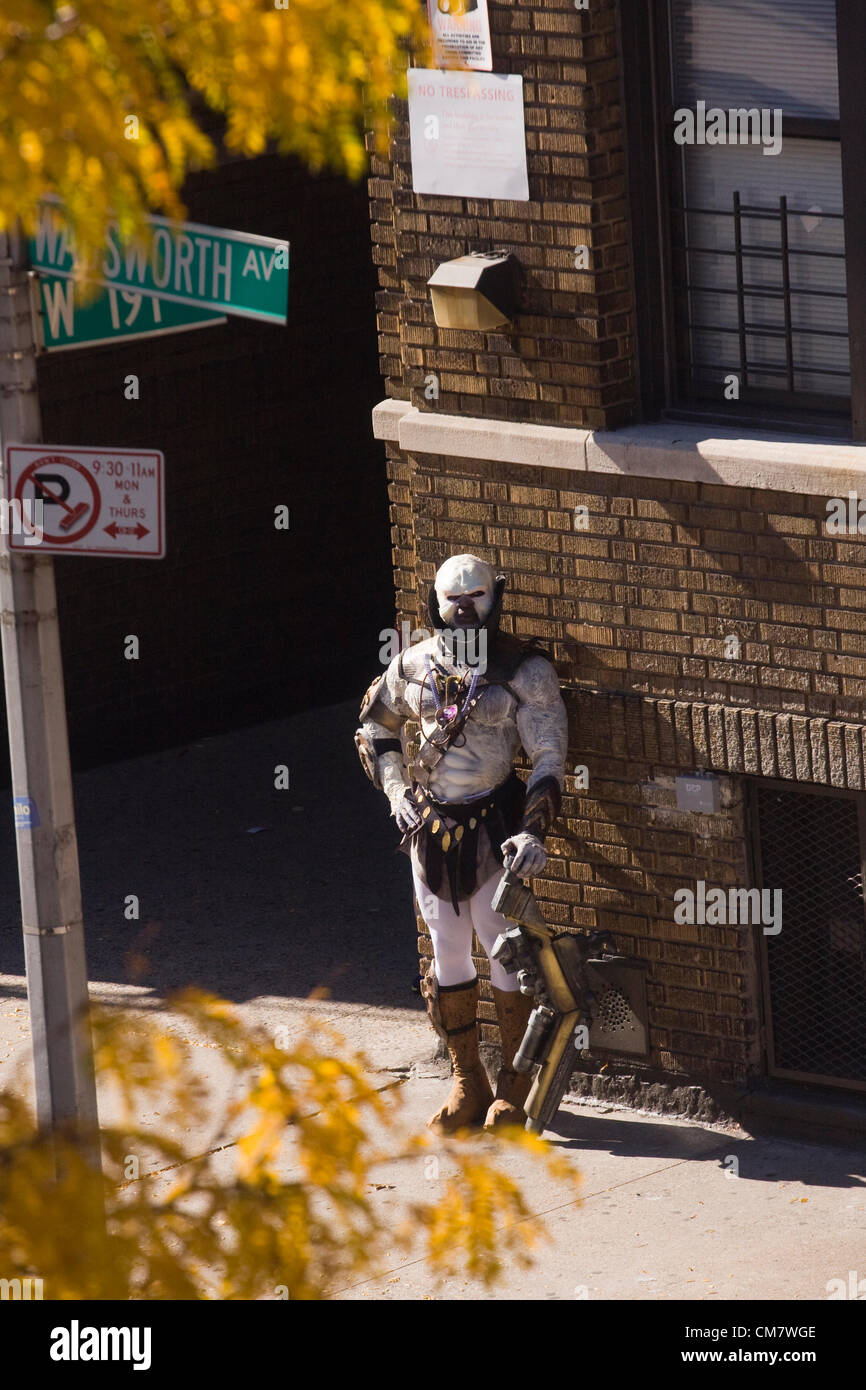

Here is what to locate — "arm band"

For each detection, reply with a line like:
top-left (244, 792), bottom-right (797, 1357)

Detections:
top-left (521, 775), bottom-right (562, 840)
top-left (373, 738), bottom-right (402, 757)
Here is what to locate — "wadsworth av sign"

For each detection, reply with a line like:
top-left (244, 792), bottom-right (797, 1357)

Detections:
top-left (30, 203), bottom-right (289, 325)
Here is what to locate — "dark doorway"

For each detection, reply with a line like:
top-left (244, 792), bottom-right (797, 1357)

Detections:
top-left (14, 151), bottom-right (392, 780)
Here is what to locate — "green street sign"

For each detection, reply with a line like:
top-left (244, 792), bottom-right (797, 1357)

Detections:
top-left (30, 204), bottom-right (290, 325)
top-left (35, 274), bottom-right (225, 352)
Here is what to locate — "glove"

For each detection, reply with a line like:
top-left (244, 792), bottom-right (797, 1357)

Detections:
top-left (501, 831), bottom-right (547, 878)
top-left (390, 787), bottom-right (423, 835)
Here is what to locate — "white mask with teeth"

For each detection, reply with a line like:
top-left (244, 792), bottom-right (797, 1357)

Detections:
top-left (433, 554), bottom-right (496, 630)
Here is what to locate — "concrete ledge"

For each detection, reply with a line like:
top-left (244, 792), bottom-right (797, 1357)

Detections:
top-left (374, 399), bottom-right (866, 497)
top-left (372, 398), bottom-right (413, 441)
top-left (587, 422), bottom-right (866, 498)
top-left (396, 406), bottom-right (590, 471)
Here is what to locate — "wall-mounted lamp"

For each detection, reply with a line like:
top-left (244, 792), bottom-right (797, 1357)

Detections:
top-left (427, 251), bottom-right (520, 331)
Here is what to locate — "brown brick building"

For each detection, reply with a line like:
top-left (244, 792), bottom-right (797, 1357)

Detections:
top-left (367, 0), bottom-right (866, 1141)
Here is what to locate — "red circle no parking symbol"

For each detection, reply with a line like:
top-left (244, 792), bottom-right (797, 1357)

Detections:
top-left (14, 454), bottom-right (102, 546)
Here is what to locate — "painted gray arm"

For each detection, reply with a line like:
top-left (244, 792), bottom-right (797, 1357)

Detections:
top-left (501, 657), bottom-right (568, 876)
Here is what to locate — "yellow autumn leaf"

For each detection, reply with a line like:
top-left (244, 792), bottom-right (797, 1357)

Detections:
top-left (2, 993), bottom-right (580, 1298)
top-left (19, 132), bottom-right (43, 165)
top-left (0, 0), bottom-right (430, 266)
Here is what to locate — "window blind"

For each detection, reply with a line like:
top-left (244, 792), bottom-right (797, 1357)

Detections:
top-left (669, 0), bottom-right (840, 120)
top-left (668, 0), bottom-right (847, 400)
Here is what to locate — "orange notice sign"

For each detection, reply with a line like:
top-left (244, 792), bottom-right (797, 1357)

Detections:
top-left (427, 0), bottom-right (492, 72)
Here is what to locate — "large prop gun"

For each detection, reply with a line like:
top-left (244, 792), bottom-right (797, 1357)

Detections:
top-left (491, 861), bottom-right (641, 1135)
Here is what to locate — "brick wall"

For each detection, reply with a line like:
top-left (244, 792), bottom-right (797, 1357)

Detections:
top-left (395, 450), bottom-right (866, 725)
top-left (369, 0), bottom-right (636, 430)
top-left (391, 443), bottom-right (866, 1093)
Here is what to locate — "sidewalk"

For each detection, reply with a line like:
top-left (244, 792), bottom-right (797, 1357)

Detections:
top-left (336, 1071), bottom-right (866, 1301)
top-left (1, 701), bottom-right (864, 1301)
top-left (0, 699), bottom-right (429, 1075)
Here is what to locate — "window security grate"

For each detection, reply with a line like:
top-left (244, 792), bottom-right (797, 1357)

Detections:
top-left (755, 784), bottom-right (866, 1091)
top-left (672, 193), bottom-right (850, 408)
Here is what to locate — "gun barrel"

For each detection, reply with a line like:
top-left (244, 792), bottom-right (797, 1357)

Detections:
top-left (513, 1004), bottom-right (556, 1074)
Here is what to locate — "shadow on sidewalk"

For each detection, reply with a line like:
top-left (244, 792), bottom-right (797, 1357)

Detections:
top-left (548, 1107), bottom-right (866, 1183)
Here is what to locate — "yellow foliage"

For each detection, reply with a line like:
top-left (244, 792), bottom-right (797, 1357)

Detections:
top-left (0, 991), bottom-right (581, 1299)
top-left (0, 0), bottom-right (428, 265)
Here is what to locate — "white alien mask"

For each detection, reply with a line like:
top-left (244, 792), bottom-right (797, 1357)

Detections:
top-left (433, 553), bottom-right (496, 629)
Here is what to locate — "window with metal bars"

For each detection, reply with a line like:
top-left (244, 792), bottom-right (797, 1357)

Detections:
top-left (671, 175), bottom-right (849, 409)
top-left (669, 0), bottom-right (847, 411)
top-left (622, 0), bottom-right (866, 436)
top-left (751, 782), bottom-right (866, 1092)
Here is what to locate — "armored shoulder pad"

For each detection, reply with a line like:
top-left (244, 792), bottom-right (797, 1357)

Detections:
top-left (360, 673), bottom-right (386, 721)
top-left (359, 672), bottom-right (403, 732)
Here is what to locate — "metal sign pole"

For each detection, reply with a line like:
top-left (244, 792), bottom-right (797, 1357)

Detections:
top-left (0, 228), bottom-right (100, 1167)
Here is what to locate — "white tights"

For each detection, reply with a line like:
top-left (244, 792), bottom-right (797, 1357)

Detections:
top-left (413, 865), bottom-right (519, 991)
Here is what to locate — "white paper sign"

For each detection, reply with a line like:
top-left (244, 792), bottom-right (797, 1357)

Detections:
top-left (408, 69), bottom-right (529, 202)
top-left (427, 0), bottom-right (492, 72)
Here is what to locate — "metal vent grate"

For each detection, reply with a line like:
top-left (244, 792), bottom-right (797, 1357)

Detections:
top-left (586, 957), bottom-right (649, 1058)
top-left (755, 784), bottom-right (866, 1090)
top-left (595, 985), bottom-right (634, 1033)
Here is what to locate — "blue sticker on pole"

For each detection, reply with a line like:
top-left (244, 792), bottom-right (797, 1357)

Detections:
top-left (13, 797), bottom-right (40, 828)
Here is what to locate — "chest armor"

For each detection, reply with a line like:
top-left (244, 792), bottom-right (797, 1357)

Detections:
top-left (412, 672), bottom-right (518, 729)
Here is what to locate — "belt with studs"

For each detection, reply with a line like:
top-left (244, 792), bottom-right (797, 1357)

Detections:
top-left (410, 784), bottom-right (497, 855)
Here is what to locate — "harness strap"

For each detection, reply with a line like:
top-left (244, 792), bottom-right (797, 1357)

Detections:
top-left (398, 656), bottom-right (522, 707)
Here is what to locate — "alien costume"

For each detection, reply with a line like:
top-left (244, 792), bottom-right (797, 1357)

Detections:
top-left (355, 555), bottom-right (568, 1133)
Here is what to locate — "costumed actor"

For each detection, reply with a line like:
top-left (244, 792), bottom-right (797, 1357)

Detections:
top-left (355, 554), bottom-right (568, 1133)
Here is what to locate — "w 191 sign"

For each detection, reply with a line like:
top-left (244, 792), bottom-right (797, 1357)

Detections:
top-left (36, 274), bottom-right (225, 352)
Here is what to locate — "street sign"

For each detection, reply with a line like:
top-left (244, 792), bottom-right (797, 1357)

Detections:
top-left (5, 445), bottom-right (165, 558)
top-left (35, 273), bottom-right (226, 352)
top-left (30, 204), bottom-right (290, 324)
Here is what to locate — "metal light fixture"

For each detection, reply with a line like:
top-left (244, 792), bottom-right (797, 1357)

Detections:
top-left (427, 250), bottom-right (520, 331)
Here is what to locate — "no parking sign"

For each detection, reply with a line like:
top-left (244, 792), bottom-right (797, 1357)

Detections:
top-left (4, 445), bottom-right (165, 557)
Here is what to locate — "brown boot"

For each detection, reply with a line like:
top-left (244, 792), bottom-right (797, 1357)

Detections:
top-left (484, 986), bottom-right (534, 1130)
top-left (422, 972), bottom-right (493, 1134)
